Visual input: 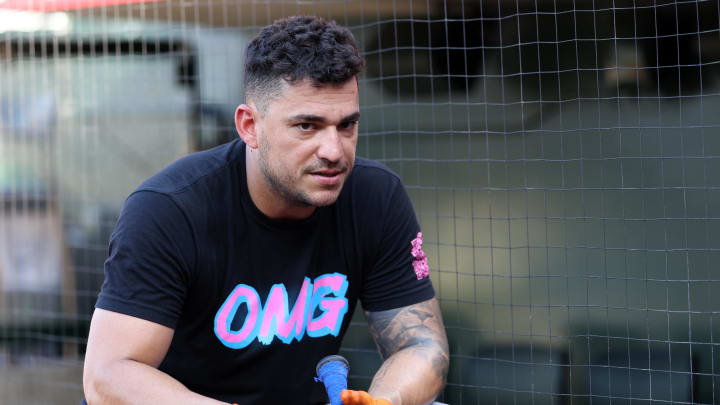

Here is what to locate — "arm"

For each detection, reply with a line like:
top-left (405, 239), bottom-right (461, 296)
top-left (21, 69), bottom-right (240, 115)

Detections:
top-left (83, 308), bottom-right (229, 405)
top-left (365, 297), bottom-right (449, 405)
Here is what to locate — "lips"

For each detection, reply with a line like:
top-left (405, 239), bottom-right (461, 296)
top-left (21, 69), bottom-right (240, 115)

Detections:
top-left (309, 168), bottom-right (345, 186)
top-left (311, 169), bottom-right (342, 177)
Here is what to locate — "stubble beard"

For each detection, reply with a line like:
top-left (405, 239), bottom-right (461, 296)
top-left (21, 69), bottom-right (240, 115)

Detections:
top-left (256, 138), bottom-right (331, 208)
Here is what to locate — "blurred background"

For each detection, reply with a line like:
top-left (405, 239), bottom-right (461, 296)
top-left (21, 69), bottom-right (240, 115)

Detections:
top-left (1, 0), bottom-right (719, 403)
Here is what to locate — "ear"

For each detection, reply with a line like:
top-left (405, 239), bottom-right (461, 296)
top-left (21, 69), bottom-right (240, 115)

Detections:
top-left (235, 103), bottom-right (259, 149)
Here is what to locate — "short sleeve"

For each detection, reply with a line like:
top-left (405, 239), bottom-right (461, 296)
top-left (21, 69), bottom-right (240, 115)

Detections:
top-left (96, 191), bottom-right (195, 329)
top-left (360, 178), bottom-right (435, 311)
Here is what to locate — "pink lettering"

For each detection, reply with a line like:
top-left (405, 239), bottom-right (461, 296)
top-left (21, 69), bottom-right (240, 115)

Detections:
top-left (214, 273), bottom-right (349, 348)
top-left (258, 278), bottom-right (311, 345)
top-left (307, 274), bottom-right (349, 337)
top-left (214, 285), bottom-right (261, 349)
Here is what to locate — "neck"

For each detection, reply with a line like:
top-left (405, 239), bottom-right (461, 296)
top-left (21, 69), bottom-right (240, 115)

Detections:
top-left (245, 147), bottom-right (316, 220)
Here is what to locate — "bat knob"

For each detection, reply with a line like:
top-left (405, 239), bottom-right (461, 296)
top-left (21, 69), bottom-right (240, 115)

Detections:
top-left (316, 355), bottom-right (349, 405)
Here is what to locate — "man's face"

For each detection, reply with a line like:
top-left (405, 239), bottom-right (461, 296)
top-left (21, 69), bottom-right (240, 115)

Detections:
top-left (254, 79), bottom-right (359, 208)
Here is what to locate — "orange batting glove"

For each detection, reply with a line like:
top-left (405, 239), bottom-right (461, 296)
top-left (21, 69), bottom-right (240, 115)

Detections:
top-left (341, 389), bottom-right (392, 405)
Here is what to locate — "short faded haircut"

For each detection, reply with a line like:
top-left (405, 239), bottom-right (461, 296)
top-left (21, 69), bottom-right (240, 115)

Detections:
top-left (243, 16), bottom-right (365, 113)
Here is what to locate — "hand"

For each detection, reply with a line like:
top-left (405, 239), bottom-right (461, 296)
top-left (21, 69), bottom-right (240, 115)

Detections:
top-left (340, 389), bottom-right (392, 405)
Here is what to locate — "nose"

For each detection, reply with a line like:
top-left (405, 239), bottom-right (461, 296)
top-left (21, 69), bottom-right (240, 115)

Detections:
top-left (316, 126), bottom-right (343, 163)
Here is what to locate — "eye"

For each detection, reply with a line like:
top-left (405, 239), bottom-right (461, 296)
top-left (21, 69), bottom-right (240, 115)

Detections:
top-left (339, 121), bottom-right (357, 130)
top-left (297, 123), bottom-right (315, 131)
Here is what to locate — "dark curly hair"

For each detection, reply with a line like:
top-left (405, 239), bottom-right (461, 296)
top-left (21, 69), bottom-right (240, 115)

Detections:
top-left (244, 16), bottom-right (365, 113)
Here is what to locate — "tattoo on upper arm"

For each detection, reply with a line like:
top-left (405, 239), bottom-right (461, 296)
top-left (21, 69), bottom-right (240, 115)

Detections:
top-left (365, 299), bottom-right (450, 381)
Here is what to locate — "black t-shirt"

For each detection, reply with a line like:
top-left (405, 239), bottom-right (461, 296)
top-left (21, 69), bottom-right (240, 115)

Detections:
top-left (92, 139), bottom-right (435, 404)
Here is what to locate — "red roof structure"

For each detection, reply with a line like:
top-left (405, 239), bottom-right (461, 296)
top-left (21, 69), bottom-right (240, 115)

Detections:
top-left (0, 0), bottom-right (162, 12)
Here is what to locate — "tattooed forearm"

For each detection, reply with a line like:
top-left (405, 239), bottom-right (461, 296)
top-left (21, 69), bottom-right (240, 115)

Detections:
top-left (364, 298), bottom-right (449, 404)
top-left (367, 304), bottom-right (443, 358)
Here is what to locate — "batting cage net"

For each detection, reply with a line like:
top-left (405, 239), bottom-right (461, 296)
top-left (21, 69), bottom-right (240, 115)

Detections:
top-left (1, 0), bottom-right (719, 404)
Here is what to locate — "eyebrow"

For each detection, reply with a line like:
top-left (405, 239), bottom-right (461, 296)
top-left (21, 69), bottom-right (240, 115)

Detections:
top-left (286, 112), bottom-right (361, 124)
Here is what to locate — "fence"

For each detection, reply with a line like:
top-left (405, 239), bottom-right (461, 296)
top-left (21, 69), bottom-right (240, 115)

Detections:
top-left (0, 0), bottom-right (719, 403)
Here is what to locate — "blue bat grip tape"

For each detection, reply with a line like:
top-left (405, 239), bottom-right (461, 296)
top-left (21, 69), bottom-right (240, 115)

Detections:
top-left (315, 355), bottom-right (349, 405)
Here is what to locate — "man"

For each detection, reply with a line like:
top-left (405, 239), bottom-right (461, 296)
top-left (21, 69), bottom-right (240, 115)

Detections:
top-left (83, 16), bottom-right (448, 405)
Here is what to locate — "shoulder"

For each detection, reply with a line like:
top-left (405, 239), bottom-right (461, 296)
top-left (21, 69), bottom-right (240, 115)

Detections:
top-left (136, 139), bottom-right (244, 196)
top-left (338, 157), bottom-right (416, 231)
top-left (351, 157), bottom-right (401, 180)
top-left (344, 157), bottom-right (403, 195)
